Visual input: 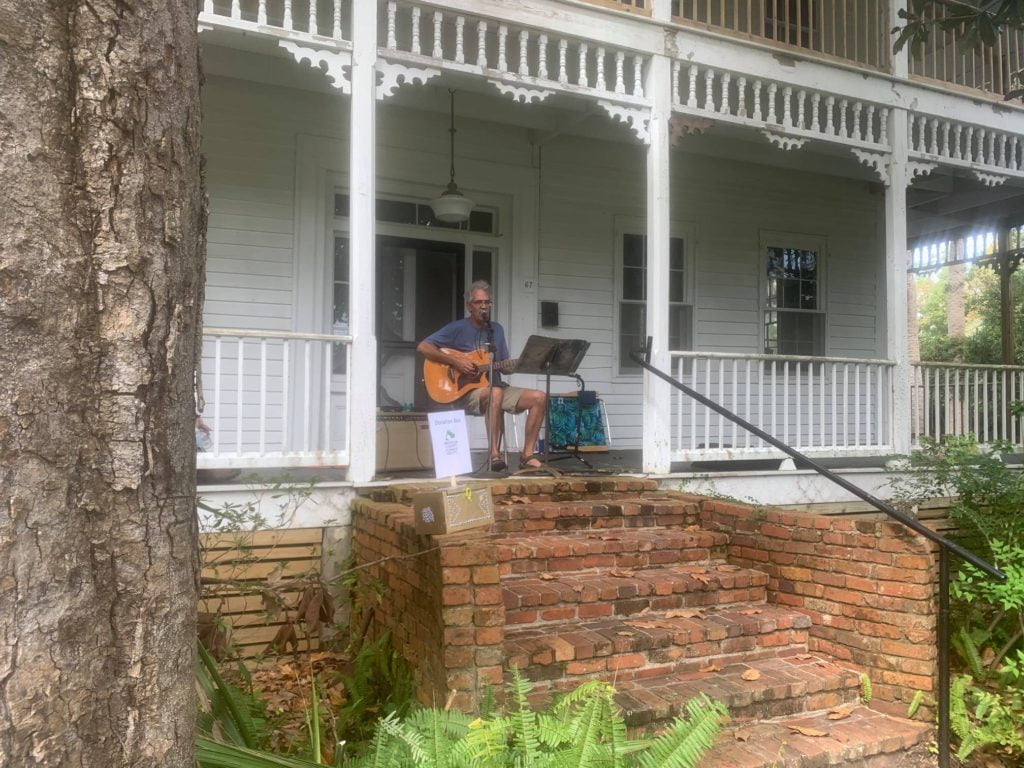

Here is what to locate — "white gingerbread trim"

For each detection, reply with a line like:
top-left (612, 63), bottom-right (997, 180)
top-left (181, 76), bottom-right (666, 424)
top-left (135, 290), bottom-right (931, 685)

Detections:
top-left (669, 115), bottom-right (712, 144)
top-left (850, 148), bottom-right (890, 185)
top-left (598, 100), bottom-right (650, 144)
top-left (279, 41), bottom-right (351, 93)
top-left (972, 170), bottom-right (1008, 187)
top-left (487, 79), bottom-right (553, 104)
top-left (377, 61), bottom-right (440, 100)
top-left (907, 161), bottom-right (938, 183)
top-left (760, 130), bottom-right (807, 151)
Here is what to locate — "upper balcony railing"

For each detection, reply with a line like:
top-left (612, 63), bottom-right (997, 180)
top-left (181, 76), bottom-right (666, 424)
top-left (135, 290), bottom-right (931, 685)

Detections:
top-left (909, 2), bottom-right (1024, 101)
top-left (670, 0), bottom-right (890, 71)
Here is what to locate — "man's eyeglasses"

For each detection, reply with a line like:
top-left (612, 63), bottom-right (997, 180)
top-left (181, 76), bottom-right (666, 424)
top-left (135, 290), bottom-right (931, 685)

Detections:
top-left (469, 300), bottom-right (493, 306)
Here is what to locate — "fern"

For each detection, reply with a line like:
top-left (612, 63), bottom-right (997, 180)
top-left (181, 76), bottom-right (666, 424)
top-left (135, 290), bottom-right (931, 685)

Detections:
top-left (636, 694), bottom-right (727, 768)
top-left (506, 665), bottom-right (542, 765)
top-left (906, 690), bottom-right (925, 719)
top-left (859, 673), bottom-right (873, 704)
top-left (954, 626), bottom-right (987, 680)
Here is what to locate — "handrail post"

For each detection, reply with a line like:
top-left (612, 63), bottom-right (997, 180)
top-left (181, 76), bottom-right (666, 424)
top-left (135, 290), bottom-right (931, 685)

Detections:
top-left (937, 546), bottom-right (951, 768)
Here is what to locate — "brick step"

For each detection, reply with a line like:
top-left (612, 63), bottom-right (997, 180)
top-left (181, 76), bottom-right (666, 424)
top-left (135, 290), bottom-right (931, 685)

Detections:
top-left (502, 561), bottom-right (768, 626)
top-left (699, 706), bottom-right (932, 768)
top-left (367, 477), bottom-right (663, 506)
top-left (505, 603), bottom-right (811, 691)
top-left (492, 496), bottom-right (701, 533)
top-left (614, 656), bottom-right (862, 729)
top-left (495, 528), bottom-right (729, 575)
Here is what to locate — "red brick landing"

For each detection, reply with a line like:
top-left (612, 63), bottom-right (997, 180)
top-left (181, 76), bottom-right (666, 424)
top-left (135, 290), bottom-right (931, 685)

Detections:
top-left (352, 478), bottom-right (933, 767)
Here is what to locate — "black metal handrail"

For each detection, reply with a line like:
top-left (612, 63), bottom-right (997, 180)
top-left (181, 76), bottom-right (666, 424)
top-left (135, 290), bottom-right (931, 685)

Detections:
top-left (631, 338), bottom-right (1005, 768)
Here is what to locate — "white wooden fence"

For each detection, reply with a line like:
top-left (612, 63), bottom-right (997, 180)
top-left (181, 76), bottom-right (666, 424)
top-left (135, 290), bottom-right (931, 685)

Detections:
top-left (669, 351), bottom-right (895, 461)
top-left (911, 362), bottom-right (1024, 447)
top-left (198, 329), bottom-right (352, 469)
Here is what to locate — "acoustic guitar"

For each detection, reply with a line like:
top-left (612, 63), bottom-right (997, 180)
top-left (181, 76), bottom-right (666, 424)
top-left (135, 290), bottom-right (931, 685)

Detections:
top-left (423, 348), bottom-right (519, 404)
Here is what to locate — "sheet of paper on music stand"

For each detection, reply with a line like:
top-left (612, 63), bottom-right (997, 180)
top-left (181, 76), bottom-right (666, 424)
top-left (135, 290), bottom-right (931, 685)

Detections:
top-left (427, 410), bottom-right (473, 479)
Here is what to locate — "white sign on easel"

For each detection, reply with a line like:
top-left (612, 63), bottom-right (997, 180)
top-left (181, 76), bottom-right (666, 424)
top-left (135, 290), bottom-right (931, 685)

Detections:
top-left (427, 410), bottom-right (473, 479)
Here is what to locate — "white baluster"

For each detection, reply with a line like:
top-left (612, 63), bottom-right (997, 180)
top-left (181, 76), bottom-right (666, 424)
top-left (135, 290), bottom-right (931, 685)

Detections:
top-left (879, 107), bottom-right (889, 146)
top-left (671, 61), bottom-right (681, 104)
top-left (614, 51), bottom-right (625, 94)
top-left (558, 39), bottom-right (568, 83)
top-left (866, 105), bottom-right (875, 143)
top-left (929, 118), bottom-right (939, 155)
top-left (705, 69), bottom-right (716, 111)
top-left (951, 124), bottom-right (961, 159)
top-left (767, 82), bottom-right (777, 123)
top-left (797, 89), bottom-right (806, 129)
top-left (538, 34), bottom-right (548, 79)
top-left (477, 21), bottom-right (487, 68)
top-left (688, 66), bottom-right (699, 108)
top-left (258, 0), bottom-right (267, 25)
top-left (455, 16), bottom-right (465, 63)
top-left (231, 0), bottom-right (240, 20)
top-left (633, 55), bottom-right (643, 97)
top-left (283, 0), bottom-right (292, 30)
top-left (853, 102), bottom-right (863, 140)
top-left (411, 7), bottom-right (421, 55)
top-left (839, 99), bottom-right (848, 137)
top-left (203, 0), bottom-right (212, 14)
top-left (578, 43), bottom-right (588, 87)
top-left (308, 0), bottom-right (316, 35)
top-left (825, 96), bottom-right (835, 134)
top-left (997, 134), bottom-right (1006, 167)
top-left (752, 79), bottom-right (762, 119)
top-left (940, 121), bottom-right (950, 156)
top-left (596, 47), bottom-right (606, 90)
top-left (433, 12), bottom-right (443, 59)
top-left (332, 0), bottom-right (341, 39)
top-left (986, 131), bottom-right (995, 166)
top-left (811, 93), bottom-right (821, 132)
top-left (1011, 136), bottom-right (1020, 171)
top-left (782, 86), bottom-right (792, 126)
top-left (497, 25), bottom-right (507, 71)
top-left (518, 30), bottom-right (529, 76)
top-left (720, 72), bottom-right (731, 115)
top-left (737, 76), bottom-right (747, 117)
top-left (966, 127), bottom-right (976, 162)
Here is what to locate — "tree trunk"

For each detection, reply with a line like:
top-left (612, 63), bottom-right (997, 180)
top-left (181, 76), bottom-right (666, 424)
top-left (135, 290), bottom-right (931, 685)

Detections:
top-left (0, 2), bottom-right (204, 766)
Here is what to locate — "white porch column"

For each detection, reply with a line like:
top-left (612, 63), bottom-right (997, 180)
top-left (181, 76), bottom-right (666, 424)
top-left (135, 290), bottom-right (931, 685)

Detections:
top-left (347, 0), bottom-right (378, 482)
top-left (886, 2), bottom-right (912, 455)
top-left (642, 0), bottom-right (672, 473)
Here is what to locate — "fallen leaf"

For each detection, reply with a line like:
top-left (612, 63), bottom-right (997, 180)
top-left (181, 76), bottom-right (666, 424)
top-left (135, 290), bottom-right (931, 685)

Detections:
top-left (789, 726), bottom-right (829, 737)
top-left (826, 709), bottom-right (852, 721)
top-left (699, 663), bottom-right (720, 673)
top-left (609, 569), bottom-right (636, 578)
top-left (616, 631), bottom-right (635, 637)
top-left (796, 654), bottom-right (815, 660)
top-left (636, 606), bottom-right (651, 617)
top-left (738, 608), bottom-right (763, 615)
top-left (741, 668), bottom-right (761, 681)
top-left (693, 573), bottom-right (715, 584)
top-left (734, 728), bottom-right (753, 742)
top-left (665, 609), bottom-right (702, 619)
top-left (539, 573), bottom-right (556, 580)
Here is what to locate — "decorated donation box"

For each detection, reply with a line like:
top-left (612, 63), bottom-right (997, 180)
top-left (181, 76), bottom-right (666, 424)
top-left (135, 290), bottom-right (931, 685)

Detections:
top-left (412, 485), bottom-right (494, 536)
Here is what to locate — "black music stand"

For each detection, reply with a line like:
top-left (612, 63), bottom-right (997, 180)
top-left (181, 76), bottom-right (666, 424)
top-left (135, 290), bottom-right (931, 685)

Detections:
top-left (513, 335), bottom-right (590, 468)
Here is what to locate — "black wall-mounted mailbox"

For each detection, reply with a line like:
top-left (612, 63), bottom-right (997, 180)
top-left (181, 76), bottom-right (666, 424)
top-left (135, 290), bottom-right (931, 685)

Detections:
top-left (541, 301), bottom-right (559, 327)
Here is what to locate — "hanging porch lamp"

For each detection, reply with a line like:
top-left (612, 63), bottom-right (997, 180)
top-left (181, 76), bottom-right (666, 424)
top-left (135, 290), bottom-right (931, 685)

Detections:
top-left (430, 89), bottom-right (474, 224)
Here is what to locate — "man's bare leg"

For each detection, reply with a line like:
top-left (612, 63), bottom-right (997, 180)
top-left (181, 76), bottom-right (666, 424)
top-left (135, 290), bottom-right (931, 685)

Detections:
top-left (517, 389), bottom-right (547, 465)
top-left (486, 387), bottom-right (505, 461)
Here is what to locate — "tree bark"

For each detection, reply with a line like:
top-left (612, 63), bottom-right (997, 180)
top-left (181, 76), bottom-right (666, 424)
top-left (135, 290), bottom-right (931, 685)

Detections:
top-left (0, 2), bottom-right (204, 766)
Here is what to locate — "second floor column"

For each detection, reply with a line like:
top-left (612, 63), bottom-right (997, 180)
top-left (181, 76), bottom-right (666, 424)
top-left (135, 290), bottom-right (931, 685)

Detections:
top-left (347, 0), bottom-right (378, 483)
top-left (642, 0), bottom-right (673, 473)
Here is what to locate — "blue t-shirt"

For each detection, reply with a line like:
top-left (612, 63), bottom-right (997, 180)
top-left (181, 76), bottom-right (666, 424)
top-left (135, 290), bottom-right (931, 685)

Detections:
top-left (425, 318), bottom-right (511, 384)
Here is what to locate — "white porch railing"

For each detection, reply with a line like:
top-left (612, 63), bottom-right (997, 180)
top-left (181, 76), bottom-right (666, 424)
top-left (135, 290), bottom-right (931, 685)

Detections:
top-left (911, 362), bottom-right (1024, 448)
top-left (669, 351), bottom-right (896, 461)
top-left (199, 0), bottom-right (352, 40)
top-left (198, 328), bottom-right (352, 469)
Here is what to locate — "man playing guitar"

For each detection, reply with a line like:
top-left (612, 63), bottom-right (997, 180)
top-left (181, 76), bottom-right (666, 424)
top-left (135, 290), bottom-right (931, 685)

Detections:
top-left (417, 281), bottom-right (546, 471)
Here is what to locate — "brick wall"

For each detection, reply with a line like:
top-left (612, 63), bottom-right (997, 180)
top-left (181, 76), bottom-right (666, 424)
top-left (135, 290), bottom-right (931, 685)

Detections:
top-left (351, 498), bottom-right (503, 709)
top-left (698, 498), bottom-right (939, 712)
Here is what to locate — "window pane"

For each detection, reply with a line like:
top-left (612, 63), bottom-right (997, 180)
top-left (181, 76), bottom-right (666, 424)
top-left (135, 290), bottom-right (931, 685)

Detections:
top-left (619, 303), bottom-right (645, 370)
top-left (623, 266), bottom-right (645, 301)
top-left (623, 233), bottom-right (645, 267)
top-left (472, 249), bottom-right (493, 286)
top-left (332, 284), bottom-right (349, 333)
top-left (670, 237), bottom-right (685, 270)
top-left (669, 269), bottom-right (685, 303)
top-left (416, 204), bottom-right (463, 230)
top-left (669, 305), bottom-right (692, 352)
top-left (334, 236), bottom-right (349, 280)
top-left (469, 209), bottom-right (495, 234)
top-left (376, 198), bottom-right (417, 224)
top-left (334, 193), bottom-right (350, 218)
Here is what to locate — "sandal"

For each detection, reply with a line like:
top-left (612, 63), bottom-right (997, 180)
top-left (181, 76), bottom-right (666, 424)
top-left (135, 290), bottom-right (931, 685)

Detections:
top-left (519, 454), bottom-right (544, 469)
top-left (489, 457), bottom-right (508, 472)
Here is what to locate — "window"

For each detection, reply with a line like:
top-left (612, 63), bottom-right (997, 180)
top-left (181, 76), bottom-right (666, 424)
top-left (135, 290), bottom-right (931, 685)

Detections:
top-left (618, 233), bottom-right (692, 373)
top-left (333, 193), bottom-right (497, 234)
top-left (763, 242), bottom-right (824, 356)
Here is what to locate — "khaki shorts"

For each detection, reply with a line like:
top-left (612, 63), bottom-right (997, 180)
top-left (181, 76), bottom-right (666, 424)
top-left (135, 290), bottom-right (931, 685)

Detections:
top-left (454, 385), bottom-right (526, 416)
